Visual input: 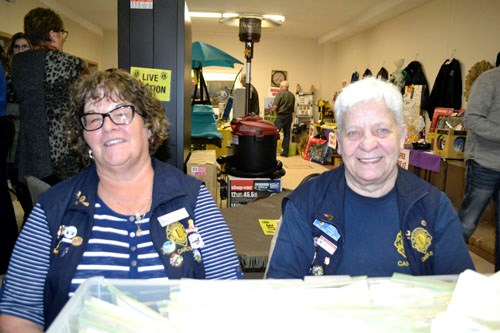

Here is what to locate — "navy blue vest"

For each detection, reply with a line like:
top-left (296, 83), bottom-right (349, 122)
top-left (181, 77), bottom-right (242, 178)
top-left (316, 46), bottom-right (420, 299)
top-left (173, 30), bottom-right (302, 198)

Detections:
top-left (40, 159), bottom-right (203, 329)
top-left (284, 166), bottom-right (440, 277)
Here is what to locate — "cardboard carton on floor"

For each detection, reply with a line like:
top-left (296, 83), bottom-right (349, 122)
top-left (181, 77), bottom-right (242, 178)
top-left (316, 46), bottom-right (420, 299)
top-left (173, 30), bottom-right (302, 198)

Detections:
top-left (187, 150), bottom-right (218, 201)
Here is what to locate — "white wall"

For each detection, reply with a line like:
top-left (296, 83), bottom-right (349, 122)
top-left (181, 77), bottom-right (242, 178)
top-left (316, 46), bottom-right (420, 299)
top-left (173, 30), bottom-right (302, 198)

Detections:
top-left (99, 29), bottom-right (118, 71)
top-left (320, 0), bottom-right (500, 108)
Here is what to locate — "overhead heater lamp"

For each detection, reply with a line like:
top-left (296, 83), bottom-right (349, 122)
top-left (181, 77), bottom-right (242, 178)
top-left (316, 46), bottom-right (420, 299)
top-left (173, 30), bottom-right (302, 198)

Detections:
top-left (220, 14), bottom-right (284, 116)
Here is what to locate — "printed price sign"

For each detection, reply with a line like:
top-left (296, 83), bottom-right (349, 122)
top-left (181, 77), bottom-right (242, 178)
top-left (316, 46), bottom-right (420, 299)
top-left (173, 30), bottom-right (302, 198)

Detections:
top-left (398, 148), bottom-right (410, 169)
top-left (259, 219), bottom-right (279, 235)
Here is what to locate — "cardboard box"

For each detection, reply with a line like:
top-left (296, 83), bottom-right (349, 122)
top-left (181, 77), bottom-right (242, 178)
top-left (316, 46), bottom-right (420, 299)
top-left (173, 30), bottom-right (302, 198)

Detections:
top-left (187, 150), bottom-right (218, 200)
top-left (227, 176), bottom-right (282, 207)
top-left (433, 129), bottom-right (466, 159)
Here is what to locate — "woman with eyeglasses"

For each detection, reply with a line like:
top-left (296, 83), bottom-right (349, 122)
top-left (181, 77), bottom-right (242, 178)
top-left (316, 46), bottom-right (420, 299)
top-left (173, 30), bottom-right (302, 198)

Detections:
top-left (7, 32), bottom-right (32, 57)
top-left (0, 70), bottom-right (242, 332)
top-left (9, 7), bottom-right (89, 203)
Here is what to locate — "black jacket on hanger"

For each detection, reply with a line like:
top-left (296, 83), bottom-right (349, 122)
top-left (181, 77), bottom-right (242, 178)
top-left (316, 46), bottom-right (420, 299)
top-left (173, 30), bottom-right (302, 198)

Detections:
top-left (403, 61), bottom-right (430, 114)
top-left (427, 58), bottom-right (462, 119)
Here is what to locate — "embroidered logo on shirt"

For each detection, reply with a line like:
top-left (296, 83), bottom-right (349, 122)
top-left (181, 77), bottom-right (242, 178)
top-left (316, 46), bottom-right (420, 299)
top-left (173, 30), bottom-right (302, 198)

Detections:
top-left (411, 227), bottom-right (433, 262)
top-left (394, 231), bottom-right (406, 258)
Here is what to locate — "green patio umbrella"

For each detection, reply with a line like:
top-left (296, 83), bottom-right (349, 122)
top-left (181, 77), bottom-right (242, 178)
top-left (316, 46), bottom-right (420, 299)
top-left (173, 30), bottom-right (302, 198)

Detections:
top-left (191, 41), bottom-right (243, 105)
top-left (192, 41), bottom-right (243, 69)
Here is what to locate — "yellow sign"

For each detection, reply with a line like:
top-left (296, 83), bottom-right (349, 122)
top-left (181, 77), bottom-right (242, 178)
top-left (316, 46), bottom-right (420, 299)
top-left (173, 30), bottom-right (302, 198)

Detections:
top-left (131, 66), bottom-right (171, 102)
top-left (258, 219), bottom-right (279, 236)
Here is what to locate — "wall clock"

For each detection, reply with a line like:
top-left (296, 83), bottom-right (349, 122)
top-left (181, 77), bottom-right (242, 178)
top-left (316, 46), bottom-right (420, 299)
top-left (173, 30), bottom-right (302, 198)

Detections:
top-left (271, 70), bottom-right (287, 87)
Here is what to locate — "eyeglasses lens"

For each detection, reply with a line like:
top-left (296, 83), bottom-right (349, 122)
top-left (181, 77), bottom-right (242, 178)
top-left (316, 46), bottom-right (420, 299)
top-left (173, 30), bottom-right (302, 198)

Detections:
top-left (80, 105), bottom-right (136, 131)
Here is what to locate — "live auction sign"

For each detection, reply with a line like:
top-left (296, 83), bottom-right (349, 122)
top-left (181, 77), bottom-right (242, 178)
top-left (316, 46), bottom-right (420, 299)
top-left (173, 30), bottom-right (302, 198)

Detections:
top-left (131, 67), bottom-right (171, 102)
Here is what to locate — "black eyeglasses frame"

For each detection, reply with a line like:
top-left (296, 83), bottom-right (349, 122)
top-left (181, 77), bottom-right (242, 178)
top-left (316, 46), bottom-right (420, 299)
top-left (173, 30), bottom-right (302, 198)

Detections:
top-left (79, 104), bottom-right (139, 131)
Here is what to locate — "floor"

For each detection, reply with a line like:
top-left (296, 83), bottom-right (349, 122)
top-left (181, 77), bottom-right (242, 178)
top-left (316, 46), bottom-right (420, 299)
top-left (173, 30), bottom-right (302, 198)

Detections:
top-left (10, 154), bottom-right (495, 274)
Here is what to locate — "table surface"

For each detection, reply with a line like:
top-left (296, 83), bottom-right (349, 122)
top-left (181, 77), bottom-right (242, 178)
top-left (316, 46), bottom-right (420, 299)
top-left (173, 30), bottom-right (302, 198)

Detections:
top-left (408, 149), bottom-right (442, 173)
top-left (221, 191), bottom-right (288, 270)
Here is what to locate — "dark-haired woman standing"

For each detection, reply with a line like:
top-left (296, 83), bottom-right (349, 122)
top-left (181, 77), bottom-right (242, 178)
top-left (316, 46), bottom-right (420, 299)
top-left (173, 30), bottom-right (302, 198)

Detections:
top-left (10, 7), bottom-right (89, 191)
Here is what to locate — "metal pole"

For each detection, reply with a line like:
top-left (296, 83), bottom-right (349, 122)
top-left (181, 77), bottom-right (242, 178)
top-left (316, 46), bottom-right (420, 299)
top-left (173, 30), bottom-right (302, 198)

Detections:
top-left (244, 40), bottom-right (254, 116)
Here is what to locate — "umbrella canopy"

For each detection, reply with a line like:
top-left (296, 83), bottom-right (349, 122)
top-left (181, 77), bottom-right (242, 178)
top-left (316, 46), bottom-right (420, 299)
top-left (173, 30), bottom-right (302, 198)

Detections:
top-left (192, 41), bottom-right (243, 69)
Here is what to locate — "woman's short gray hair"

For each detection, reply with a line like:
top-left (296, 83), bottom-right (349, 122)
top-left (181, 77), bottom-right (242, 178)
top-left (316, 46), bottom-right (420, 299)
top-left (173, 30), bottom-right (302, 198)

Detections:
top-left (334, 77), bottom-right (403, 134)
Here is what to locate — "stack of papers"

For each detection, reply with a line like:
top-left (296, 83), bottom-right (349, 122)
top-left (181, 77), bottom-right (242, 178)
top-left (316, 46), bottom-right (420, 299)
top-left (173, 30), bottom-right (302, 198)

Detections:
top-left (48, 271), bottom-right (499, 333)
top-left (431, 269), bottom-right (500, 332)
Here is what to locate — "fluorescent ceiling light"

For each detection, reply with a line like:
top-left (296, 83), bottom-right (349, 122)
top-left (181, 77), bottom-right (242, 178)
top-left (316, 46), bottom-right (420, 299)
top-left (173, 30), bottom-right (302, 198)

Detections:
top-left (263, 15), bottom-right (285, 24)
top-left (222, 13), bottom-right (239, 19)
top-left (190, 12), bottom-right (222, 18)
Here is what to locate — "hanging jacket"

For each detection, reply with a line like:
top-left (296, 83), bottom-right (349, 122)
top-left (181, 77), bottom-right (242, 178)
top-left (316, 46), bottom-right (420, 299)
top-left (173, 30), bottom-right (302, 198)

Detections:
top-left (376, 67), bottom-right (389, 81)
top-left (404, 60), bottom-right (430, 113)
top-left (427, 58), bottom-right (462, 119)
top-left (40, 159), bottom-right (204, 328)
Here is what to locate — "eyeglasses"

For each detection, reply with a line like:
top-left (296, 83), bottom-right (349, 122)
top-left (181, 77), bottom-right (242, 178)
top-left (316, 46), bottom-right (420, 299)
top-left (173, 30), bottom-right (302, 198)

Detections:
top-left (60, 30), bottom-right (69, 40)
top-left (80, 105), bottom-right (140, 131)
top-left (14, 44), bottom-right (31, 51)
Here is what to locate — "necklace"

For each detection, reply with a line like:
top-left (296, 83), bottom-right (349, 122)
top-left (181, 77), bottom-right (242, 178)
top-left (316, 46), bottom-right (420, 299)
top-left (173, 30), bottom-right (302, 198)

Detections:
top-left (98, 184), bottom-right (152, 236)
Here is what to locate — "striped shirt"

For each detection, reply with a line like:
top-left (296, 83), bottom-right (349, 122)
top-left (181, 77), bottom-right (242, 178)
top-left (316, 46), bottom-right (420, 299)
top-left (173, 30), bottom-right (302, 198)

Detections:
top-left (0, 185), bottom-right (240, 326)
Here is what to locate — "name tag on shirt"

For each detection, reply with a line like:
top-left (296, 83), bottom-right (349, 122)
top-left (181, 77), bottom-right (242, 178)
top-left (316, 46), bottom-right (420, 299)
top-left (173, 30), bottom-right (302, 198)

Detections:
top-left (158, 208), bottom-right (189, 227)
top-left (317, 235), bottom-right (337, 255)
top-left (313, 219), bottom-right (341, 241)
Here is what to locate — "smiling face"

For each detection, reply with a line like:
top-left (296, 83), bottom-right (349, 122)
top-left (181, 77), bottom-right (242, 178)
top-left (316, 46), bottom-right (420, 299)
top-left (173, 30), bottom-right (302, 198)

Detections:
top-left (83, 97), bottom-right (151, 175)
top-left (337, 100), bottom-right (407, 197)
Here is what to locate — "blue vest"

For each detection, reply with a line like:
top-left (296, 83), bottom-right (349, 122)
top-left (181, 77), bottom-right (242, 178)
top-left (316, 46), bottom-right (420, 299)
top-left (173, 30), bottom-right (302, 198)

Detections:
top-left (284, 165), bottom-right (440, 277)
top-left (39, 159), bottom-right (203, 329)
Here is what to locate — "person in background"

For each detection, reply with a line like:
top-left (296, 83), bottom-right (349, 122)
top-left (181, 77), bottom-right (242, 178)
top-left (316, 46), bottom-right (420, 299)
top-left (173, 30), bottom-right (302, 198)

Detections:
top-left (0, 69), bottom-right (242, 332)
top-left (6, 32), bottom-right (32, 61)
top-left (5, 32), bottom-right (33, 222)
top-left (6, 32), bottom-right (32, 106)
top-left (0, 45), bottom-right (19, 276)
top-left (240, 73), bottom-right (260, 115)
top-left (10, 7), bottom-right (89, 190)
top-left (272, 80), bottom-right (295, 157)
top-left (266, 77), bottom-right (474, 279)
top-left (459, 66), bottom-right (500, 272)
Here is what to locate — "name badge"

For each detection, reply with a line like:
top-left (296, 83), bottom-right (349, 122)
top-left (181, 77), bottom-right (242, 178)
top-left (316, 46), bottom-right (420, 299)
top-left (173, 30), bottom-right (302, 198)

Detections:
top-left (188, 233), bottom-right (205, 249)
top-left (158, 208), bottom-right (189, 227)
top-left (313, 219), bottom-right (341, 241)
top-left (317, 235), bottom-right (337, 255)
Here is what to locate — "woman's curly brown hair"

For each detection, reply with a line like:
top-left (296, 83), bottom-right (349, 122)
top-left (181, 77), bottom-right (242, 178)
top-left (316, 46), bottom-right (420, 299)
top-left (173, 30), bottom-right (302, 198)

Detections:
top-left (65, 69), bottom-right (169, 165)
